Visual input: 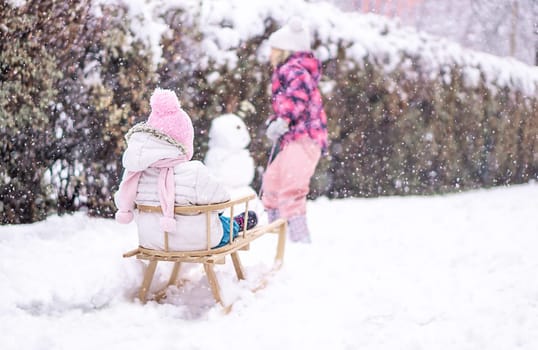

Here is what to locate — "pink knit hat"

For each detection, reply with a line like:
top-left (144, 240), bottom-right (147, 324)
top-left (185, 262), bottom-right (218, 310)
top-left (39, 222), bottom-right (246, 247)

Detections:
top-left (145, 88), bottom-right (194, 159)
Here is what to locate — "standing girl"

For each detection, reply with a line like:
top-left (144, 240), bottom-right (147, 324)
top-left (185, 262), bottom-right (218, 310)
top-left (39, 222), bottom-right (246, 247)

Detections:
top-left (262, 17), bottom-right (328, 243)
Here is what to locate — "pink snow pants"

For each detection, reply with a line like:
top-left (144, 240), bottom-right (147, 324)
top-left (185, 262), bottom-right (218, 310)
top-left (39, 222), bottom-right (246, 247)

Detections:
top-left (261, 137), bottom-right (321, 219)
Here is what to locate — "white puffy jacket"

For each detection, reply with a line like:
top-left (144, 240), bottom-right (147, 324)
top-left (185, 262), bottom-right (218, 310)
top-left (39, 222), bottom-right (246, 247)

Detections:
top-left (116, 132), bottom-right (231, 251)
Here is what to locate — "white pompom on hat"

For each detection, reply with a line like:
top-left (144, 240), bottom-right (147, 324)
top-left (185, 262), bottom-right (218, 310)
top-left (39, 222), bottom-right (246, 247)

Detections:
top-left (268, 16), bottom-right (311, 52)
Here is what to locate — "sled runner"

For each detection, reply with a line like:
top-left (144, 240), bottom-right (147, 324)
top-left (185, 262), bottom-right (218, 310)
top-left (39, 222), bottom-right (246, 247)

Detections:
top-left (123, 194), bottom-right (286, 311)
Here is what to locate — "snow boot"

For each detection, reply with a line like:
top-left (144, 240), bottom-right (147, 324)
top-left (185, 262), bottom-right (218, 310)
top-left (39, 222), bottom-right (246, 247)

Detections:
top-left (287, 215), bottom-right (311, 243)
top-left (233, 210), bottom-right (258, 230)
top-left (266, 208), bottom-right (280, 223)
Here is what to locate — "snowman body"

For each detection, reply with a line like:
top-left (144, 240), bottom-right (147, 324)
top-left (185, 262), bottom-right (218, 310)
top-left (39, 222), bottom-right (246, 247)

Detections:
top-left (204, 148), bottom-right (254, 189)
top-left (205, 114), bottom-right (266, 222)
top-left (205, 113), bottom-right (254, 187)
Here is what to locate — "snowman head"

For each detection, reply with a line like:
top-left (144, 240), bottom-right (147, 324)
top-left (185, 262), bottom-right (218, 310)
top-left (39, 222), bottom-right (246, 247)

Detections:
top-left (208, 113), bottom-right (251, 151)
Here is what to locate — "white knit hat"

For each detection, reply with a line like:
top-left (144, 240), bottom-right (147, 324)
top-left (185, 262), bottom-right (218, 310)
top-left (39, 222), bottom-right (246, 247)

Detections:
top-left (268, 16), bottom-right (311, 52)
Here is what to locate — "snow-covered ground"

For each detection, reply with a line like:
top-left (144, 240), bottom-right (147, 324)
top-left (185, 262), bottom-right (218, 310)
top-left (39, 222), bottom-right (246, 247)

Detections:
top-left (2, 183), bottom-right (538, 350)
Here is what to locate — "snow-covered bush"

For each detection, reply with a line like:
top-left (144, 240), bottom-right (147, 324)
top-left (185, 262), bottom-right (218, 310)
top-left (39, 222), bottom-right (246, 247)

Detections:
top-left (80, 4), bottom-right (155, 218)
top-left (321, 55), bottom-right (538, 197)
top-left (0, 0), bottom-right (155, 223)
top-left (1, 0), bottom-right (90, 223)
top-left (152, 0), bottom-right (538, 198)
top-left (2, 0), bottom-right (537, 223)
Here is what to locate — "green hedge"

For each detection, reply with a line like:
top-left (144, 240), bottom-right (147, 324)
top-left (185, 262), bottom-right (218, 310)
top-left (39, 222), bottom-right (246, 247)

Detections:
top-left (0, 1), bottom-right (155, 223)
top-left (1, 1), bottom-right (537, 224)
top-left (154, 11), bottom-right (538, 198)
top-left (319, 60), bottom-right (538, 197)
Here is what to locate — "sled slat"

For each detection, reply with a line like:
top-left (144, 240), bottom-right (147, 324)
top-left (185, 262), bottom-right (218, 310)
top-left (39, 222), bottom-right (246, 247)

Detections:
top-left (123, 248), bottom-right (140, 258)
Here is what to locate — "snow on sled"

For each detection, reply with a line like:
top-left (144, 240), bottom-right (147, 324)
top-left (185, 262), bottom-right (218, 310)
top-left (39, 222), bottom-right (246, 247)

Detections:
top-left (123, 194), bottom-right (286, 312)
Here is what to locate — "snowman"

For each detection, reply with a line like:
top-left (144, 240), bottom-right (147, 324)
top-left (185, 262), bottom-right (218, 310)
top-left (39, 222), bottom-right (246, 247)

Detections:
top-left (204, 113), bottom-right (266, 223)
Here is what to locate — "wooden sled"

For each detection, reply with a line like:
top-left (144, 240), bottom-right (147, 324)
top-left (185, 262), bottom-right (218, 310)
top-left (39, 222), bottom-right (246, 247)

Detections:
top-left (123, 194), bottom-right (287, 311)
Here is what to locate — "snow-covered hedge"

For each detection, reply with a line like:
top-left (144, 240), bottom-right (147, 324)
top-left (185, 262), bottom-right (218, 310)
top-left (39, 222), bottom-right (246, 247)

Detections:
top-left (1, 1), bottom-right (155, 223)
top-left (2, 0), bottom-right (538, 223)
top-left (151, 0), bottom-right (538, 197)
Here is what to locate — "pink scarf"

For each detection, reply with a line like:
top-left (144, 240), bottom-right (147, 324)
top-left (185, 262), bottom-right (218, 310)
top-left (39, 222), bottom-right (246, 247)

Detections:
top-left (115, 157), bottom-right (186, 233)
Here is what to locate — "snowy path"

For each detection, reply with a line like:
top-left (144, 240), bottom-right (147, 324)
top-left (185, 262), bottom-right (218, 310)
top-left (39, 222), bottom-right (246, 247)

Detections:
top-left (1, 184), bottom-right (538, 350)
